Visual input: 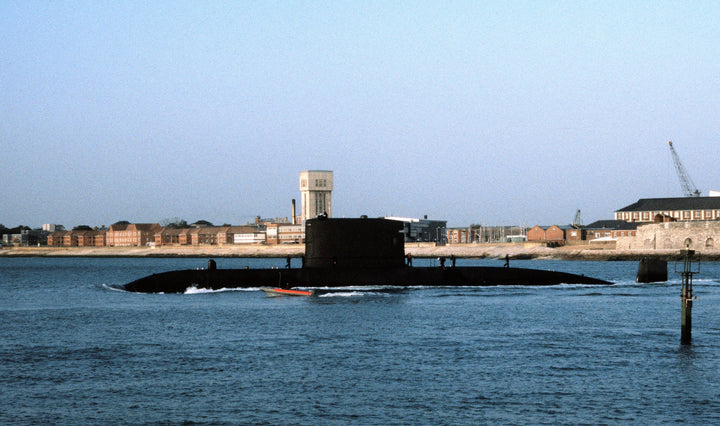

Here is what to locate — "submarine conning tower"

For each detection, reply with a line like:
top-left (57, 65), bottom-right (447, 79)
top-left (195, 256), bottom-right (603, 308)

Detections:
top-left (304, 217), bottom-right (405, 268)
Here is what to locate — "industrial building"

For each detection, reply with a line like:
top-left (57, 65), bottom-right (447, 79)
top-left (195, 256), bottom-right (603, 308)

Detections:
top-left (447, 225), bottom-right (527, 244)
top-left (385, 216), bottom-right (447, 243)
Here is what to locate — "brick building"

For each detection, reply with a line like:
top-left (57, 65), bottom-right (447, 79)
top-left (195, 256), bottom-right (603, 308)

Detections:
top-left (583, 220), bottom-right (638, 240)
top-left (154, 226), bottom-right (264, 246)
top-left (527, 225), bottom-right (567, 245)
top-left (155, 228), bottom-right (185, 246)
top-left (106, 223), bottom-right (162, 247)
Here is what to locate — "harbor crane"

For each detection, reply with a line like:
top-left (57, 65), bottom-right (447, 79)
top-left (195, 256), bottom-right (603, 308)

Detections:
top-left (667, 141), bottom-right (701, 197)
top-left (571, 209), bottom-right (583, 228)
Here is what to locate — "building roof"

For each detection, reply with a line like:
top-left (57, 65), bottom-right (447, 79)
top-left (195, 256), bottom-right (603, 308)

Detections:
top-left (531, 225), bottom-right (573, 230)
top-left (132, 223), bottom-right (162, 232)
top-left (188, 227), bottom-right (212, 235)
top-left (108, 223), bottom-right (161, 232)
top-left (584, 220), bottom-right (638, 230)
top-left (108, 223), bottom-right (128, 231)
top-left (616, 197), bottom-right (720, 212)
top-left (226, 225), bottom-right (261, 233)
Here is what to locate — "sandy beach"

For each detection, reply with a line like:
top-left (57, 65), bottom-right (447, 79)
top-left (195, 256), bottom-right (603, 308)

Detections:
top-left (3, 243), bottom-right (720, 261)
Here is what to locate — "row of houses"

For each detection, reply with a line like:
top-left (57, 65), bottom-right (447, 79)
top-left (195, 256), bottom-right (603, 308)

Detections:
top-left (46, 217), bottom-right (449, 248)
top-left (47, 223), bottom-right (292, 247)
top-left (48, 223), bottom-right (162, 247)
top-left (43, 196), bottom-right (720, 248)
top-left (525, 220), bottom-right (639, 246)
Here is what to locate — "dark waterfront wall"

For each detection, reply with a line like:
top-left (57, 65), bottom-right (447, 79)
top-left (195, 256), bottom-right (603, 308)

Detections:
top-left (304, 217), bottom-right (405, 268)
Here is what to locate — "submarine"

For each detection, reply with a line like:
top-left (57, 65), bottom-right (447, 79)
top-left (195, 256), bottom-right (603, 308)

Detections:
top-left (123, 217), bottom-right (611, 293)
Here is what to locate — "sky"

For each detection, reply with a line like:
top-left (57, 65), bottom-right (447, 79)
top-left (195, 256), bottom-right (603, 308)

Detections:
top-left (2, 1), bottom-right (720, 228)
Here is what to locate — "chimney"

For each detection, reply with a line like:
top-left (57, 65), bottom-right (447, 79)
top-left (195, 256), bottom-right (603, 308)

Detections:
top-left (292, 199), bottom-right (297, 225)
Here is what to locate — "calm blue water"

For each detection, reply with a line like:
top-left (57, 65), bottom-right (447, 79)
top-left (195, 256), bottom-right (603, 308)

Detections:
top-left (2, 257), bottom-right (720, 424)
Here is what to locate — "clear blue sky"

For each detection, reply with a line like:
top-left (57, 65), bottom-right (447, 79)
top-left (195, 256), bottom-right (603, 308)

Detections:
top-left (2, 1), bottom-right (719, 228)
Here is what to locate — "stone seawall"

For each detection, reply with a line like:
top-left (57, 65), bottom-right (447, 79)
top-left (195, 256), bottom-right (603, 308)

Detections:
top-left (617, 220), bottom-right (720, 252)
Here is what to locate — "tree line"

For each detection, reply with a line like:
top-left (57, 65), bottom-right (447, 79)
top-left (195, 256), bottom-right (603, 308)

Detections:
top-left (0, 218), bottom-right (236, 235)
top-left (0, 224), bottom-right (31, 235)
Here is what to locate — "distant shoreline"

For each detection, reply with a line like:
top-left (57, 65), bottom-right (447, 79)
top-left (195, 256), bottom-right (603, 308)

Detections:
top-left (3, 243), bottom-right (720, 261)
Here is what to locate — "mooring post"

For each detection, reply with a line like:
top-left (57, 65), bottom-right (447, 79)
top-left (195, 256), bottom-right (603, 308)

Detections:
top-left (680, 248), bottom-right (696, 345)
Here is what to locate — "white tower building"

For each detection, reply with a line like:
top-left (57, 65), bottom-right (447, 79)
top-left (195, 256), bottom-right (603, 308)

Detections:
top-left (299, 170), bottom-right (333, 222)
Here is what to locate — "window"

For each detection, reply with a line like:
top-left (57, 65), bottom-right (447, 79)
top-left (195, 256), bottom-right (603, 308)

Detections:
top-left (315, 193), bottom-right (326, 215)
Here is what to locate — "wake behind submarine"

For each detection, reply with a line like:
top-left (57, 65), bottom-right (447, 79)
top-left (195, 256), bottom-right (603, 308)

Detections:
top-left (123, 217), bottom-right (611, 293)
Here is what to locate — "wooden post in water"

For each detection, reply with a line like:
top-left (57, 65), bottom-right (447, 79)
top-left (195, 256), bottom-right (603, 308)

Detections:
top-left (680, 248), bottom-right (696, 345)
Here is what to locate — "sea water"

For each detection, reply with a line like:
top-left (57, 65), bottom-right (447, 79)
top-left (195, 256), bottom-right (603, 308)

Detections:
top-left (1, 257), bottom-right (719, 424)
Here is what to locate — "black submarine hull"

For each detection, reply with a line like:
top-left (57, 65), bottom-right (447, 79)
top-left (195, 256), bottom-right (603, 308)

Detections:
top-left (123, 266), bottom-right (611, 293)
top-left (123, 218), bottom-right (611, 293)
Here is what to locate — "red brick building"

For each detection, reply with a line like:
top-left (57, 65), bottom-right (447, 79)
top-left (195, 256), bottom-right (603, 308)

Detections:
top-left (527, 225), bottom-right (566, 245)
top-left (446, 228), bottom-right (478, 244)
top-left (47, 231), bottom-right (70, 246)
top-left (155, 228), bottom-right (185, 246)
top-left (154, 226), bottom-right (263, 246)
top-left (106, 223), bottom-right (162, 247)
